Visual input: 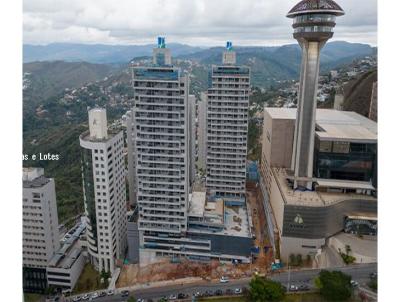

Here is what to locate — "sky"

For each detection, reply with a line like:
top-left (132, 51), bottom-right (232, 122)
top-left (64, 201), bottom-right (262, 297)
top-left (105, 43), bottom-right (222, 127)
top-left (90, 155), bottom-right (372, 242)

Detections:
top-left (23, 0), bottom-right (377, 46)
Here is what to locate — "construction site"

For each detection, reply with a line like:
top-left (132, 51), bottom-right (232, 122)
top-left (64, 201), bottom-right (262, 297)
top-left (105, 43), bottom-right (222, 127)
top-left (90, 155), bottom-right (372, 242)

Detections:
top-left (117, 181), bottom-right (275, 288)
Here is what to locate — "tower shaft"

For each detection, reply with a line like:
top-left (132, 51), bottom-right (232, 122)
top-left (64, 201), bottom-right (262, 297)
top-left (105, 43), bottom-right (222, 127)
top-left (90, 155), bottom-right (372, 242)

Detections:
top-left (291, 41), bottom-right (324, 189)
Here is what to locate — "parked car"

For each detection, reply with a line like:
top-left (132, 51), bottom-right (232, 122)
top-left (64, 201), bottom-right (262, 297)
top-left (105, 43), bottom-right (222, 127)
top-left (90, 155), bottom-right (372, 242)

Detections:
top-left (234, 288), bottom-right (242, 294)
top-left (168, 294), bottom-right (177, 300)
top-left (219, 276), bottom-right (229, 283)
top-left (177, 293), bottom-right (187, 299)
top-left (121, 290), bottom-right (130, 297)
top-left (350, 280), bottom-right (359, 287)
top-left (98, 291), bottom-right (106, 297)
top-left (81, 294), bottom-right (90, 300)
top-left (91, 292), bottom-right (98, 299)
top-left (299, 284), bottom-right (310, 291)
top-left (215, 289), bottom-right (223, 296)
top-left (225, 289), bottom-right (233, 295)
top-left (107, 290), bottom-right (114, 296)
top-left (289, 285), bottom-right (299, 292)
top-left (370, 272), bottom-right (377, 279)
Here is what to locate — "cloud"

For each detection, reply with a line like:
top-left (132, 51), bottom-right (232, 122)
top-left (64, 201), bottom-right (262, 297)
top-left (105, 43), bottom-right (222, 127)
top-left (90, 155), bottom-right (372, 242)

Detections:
top-left (23, 0), bottom-right (377, 46)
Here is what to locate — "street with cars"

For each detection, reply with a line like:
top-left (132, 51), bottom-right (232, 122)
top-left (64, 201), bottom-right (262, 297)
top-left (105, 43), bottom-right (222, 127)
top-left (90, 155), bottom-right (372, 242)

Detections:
top-left (61, 263), bottom-right (377, 302)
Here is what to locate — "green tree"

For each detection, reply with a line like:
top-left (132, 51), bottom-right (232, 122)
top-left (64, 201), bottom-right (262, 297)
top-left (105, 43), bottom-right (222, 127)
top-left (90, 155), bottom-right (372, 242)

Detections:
top-left (289, 253), bottom-right (296, 266)
top-left (317, 270), bottom-right (352, 301)
top-left (85, 277), bottom-right (93, 290)
top-left (296, 254), bottom-right (303, 266)
top-left (248, 275), bottom-right (285, 302)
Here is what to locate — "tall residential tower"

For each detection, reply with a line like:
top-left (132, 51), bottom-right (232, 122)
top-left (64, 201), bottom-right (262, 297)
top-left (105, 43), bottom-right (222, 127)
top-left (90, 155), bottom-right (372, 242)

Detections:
top-left (206, 42), bottom-right (250, 198)
top-left (132, 38), bottom-right (191, 264)
top-left (287, 0), bottom-right (345, 189)
top-left (80, 108), bottom-right (127, 273)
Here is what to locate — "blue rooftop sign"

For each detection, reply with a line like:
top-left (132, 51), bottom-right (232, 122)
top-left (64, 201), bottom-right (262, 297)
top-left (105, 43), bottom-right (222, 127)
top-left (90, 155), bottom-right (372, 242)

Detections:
top-left (157, 36), bottom-right (166, 48)
top-left (226, 41), bottom-right (233, 51)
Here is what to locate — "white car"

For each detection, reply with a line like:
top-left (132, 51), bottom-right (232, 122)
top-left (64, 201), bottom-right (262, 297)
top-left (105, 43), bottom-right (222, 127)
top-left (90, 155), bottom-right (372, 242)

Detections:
top-left (289, 285), bottom-right (299, 291)
top-left (220, 276), bottom-right (229, 283)
top-left (169, 294), bottom-right (177, 300)
top-left (350, 280), bottom-right (359, 287)
top-left (91, 292), bottom-right (98, 299)
top-left (234, 288), bottom-right (242, 294)
top-left (107, 290), bottom-right (114, 296)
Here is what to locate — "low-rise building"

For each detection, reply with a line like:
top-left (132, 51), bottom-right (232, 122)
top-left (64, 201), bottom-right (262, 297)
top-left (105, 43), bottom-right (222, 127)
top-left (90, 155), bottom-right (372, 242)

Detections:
top-left (47, 224), bottom-right (86, 291)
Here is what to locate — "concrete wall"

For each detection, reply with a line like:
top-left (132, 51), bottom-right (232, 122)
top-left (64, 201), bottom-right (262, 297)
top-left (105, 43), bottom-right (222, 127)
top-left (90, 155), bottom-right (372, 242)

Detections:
top-left (262, 110), bottom-right (295, 169)
top-left (47, 252), bottom-right (86, 290)
top-left (268, 169), bottom-right (285, 236)
top-left (127, 220), bottom-right (139, 263)
top-left (328, 236), bottom-right (377, 264)
top-left (281, 236), bottom-right (325, 260)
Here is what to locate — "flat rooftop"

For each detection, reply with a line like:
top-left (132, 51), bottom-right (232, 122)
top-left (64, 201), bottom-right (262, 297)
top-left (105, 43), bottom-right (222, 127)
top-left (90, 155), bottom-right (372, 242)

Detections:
top-left (188, 192), bottom-right (206, 217)
top-left (79, 128), bottom-right (122, 143)
top-left (23, 175), bottom-right (50, 189)
top-left (188, 192), bottom-right (251, 238)
top-left (265, 108), bottom-right (377, 143)
top-left (273, 167), bottom-right (377, 207)
top-left (48, 223), bottom-right (85, 270)
top-left (223, 205), bottom-right (251, 237)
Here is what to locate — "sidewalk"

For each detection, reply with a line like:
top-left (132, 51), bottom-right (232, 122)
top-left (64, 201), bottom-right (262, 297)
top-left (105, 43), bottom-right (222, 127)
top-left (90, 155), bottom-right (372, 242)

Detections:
top-left (116, 276), bottom-right (204, 293)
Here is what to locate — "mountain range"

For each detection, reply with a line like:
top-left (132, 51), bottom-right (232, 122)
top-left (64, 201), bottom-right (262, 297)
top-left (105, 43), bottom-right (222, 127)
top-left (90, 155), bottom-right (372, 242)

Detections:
top-left (23, 43), bottom-right (204, 64)
top-left (23, 41), bottom-right (375, 88)
top-left (24, 41), bottom-right (374, 65)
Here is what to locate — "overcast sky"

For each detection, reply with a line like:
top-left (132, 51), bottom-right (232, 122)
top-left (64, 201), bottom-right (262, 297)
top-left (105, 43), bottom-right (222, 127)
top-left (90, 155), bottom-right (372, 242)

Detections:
top-left (23, 0), bottom-right (377, 46)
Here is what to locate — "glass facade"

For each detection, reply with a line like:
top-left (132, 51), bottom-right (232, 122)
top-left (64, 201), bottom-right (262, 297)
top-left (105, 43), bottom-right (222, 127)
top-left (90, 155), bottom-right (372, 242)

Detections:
top-left (294, 14), bottom-right (336, 23)
top-left (313, 139), bottom-right (377, 183)
top-left (81, 148), bottom-right (97, 244)
top-left (294, 26), bottom-right (333, 33)
top-left (23, 267), bottom-right (47, 293)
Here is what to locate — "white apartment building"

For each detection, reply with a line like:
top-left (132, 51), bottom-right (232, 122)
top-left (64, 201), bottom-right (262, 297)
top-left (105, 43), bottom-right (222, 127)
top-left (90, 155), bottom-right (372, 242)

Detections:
top-left (197, 92), bottom-right (207, 172)
top-left (132, 39), bottom-right (194, 264)
top-left (80, 108), bottom-right (127, 273)
top-left (189, 94), bottom-right (196, 189)
top-left (124, 110), bottom-right (137, 207)
top-left (23, 167), bottom-right (60, 292)
top-left (206, 44), bottom-right (250, 198)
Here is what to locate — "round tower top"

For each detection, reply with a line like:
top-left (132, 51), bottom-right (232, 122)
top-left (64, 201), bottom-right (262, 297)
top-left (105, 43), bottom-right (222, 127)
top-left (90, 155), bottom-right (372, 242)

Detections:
top-left (287, 0), bottom-right (344, 18)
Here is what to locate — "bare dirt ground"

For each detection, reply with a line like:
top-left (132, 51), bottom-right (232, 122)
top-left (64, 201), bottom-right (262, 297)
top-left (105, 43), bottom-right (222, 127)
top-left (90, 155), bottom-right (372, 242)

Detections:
top-left (246, 182), bottom-right (274, 272)
top-left (117, 182), bottom-right (274, 288)
top-left (117, 259), bottom-right (257, 288)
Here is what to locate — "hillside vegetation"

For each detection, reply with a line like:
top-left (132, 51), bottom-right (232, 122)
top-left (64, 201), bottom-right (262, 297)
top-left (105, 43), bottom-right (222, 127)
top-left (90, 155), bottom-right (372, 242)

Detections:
top-left (342, 69), bottom-right (377, 117)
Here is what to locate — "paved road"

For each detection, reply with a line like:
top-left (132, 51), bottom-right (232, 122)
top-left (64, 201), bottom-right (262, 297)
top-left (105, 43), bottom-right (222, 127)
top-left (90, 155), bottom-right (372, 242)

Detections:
top-left (66, 263), bottom-right (377, 302)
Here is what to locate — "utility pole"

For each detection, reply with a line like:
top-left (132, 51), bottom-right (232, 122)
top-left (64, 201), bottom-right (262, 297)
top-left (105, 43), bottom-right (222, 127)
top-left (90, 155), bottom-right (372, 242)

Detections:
top-left (287, 254), bottom-right (291, 292)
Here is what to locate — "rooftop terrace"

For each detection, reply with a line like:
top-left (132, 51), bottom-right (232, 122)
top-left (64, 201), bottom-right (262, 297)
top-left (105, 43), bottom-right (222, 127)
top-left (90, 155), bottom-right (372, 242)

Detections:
top-left (265, 107), bottom-right (377, 143)
top-left (188, 192), bottom-right (251, 238)
top-left (273, 167), bottom-right (377, 207)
